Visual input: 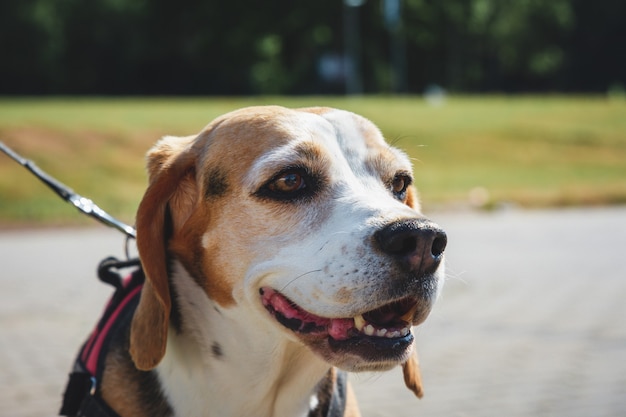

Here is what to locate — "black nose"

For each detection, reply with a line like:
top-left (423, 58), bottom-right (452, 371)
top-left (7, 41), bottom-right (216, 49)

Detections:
top-left (375, 218), bottom-right (447, 276)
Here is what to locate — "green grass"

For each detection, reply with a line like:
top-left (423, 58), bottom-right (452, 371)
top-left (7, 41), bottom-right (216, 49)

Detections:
top-left (1, 95), bottom-right (625, 226)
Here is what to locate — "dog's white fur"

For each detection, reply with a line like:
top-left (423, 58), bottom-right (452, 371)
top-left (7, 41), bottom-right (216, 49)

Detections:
top-left (159, 262), bottom-right (330, 417)
top-left (103, 106), bottom-right (445, 417)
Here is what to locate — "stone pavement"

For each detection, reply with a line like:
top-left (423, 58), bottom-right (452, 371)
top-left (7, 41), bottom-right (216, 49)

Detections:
top-left (1, 207), bottom-right (625, 417)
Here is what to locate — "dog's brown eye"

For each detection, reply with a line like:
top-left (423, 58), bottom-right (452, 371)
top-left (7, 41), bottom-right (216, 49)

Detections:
top-left (391, 173), bottom-right (412, 199)
top-left (257, 167), bottom-right (321, 202)
top-left (392, 176), bottom-right (406, 194)
top-left (268, 171), bottom-right (306, 194)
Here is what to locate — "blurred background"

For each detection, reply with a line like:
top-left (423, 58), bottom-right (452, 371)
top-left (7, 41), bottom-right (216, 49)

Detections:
top-left (0, 1), bottom-right (625, 417)
top-left (1, 0), bottom-right (625, 95)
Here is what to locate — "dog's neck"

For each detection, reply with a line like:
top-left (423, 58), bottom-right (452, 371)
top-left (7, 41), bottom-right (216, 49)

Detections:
top-left (155, 261), bottom-right (330, 417)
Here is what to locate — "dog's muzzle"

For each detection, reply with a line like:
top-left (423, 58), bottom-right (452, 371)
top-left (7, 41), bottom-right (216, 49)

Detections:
top-left (260, 217), bottom-right (447, 370)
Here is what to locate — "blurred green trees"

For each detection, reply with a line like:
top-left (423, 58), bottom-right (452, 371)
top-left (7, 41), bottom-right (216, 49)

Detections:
top-left (0, 0), bottom-right (623, 95)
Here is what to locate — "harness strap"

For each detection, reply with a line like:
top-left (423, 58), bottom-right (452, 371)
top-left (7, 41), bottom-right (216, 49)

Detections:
top-left (309, 368), bottom-right (348, 417)
top-left (60, 258), bottom-right (142, 417)
top-left (80, 281), bottom-right (142, 376)
top-left (327, 370), bottom-right (347, 417)
top-left (59, 371), bottom-right (93, 416)
top-left (76, 394), bottom-right (121, 417)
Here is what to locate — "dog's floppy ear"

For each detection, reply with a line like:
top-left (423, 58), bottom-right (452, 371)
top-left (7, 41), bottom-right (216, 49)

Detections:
top-left (402, 349), bottom-right (425, 399)
top-left (130, 135), bottom-right (197, 371)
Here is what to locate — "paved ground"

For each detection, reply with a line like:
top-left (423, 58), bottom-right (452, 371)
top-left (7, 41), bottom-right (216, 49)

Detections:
top-left (1, 207), bottom-right (625, 417)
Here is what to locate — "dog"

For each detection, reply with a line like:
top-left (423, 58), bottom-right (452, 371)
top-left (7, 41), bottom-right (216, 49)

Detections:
top-left (63, 106), bottom-right (447, 417)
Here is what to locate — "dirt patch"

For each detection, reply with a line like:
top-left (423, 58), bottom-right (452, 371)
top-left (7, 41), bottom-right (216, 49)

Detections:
top-left (1, 126), bottom-right (75, 157)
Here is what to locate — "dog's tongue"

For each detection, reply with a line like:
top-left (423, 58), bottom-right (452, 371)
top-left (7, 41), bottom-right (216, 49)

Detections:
top-left (262, 288), bottom-right (417, 342)
top-left (262, 288), bottom-right (354, 340)
top-left (328, 318), bottom-right (355, 341)
top-left (269, 289), bottom-right (301, 319)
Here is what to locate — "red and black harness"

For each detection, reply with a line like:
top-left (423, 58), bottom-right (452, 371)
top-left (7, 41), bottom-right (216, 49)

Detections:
top-left (60, 257), bottom-right (143, 417)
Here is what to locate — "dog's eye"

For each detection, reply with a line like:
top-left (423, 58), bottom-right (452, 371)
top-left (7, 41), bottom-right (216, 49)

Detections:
top-left (391, 173), bottom-right (412, 199)
top-left (256, 167), bottom-right (320, 202)
top-left (268, 171), bottom-right (306, 194)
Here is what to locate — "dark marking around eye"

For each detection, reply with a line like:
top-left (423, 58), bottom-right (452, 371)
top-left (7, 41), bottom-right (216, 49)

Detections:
top-left (205, 168), bottom-right (229, 199)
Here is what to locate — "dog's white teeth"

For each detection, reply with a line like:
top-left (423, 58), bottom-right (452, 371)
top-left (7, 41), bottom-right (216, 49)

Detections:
top-left (354, 314), bottom-right (366, 331)
top-left (353, 314), bottom-right (412, 339)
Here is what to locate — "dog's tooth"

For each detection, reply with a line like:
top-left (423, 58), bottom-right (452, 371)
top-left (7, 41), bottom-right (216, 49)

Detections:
top-left (354, 314), bottom-right (366, 331)
top-left (386, 330), bottom-right (400, 339)
top-left (376, 328), bottom-right (387, 337)
top-left (401, 327), bottom-right (410, 337)
top-left (399, 305), bottom-right (419, 322)
top-left (364, 324), bottom-right (375, 336)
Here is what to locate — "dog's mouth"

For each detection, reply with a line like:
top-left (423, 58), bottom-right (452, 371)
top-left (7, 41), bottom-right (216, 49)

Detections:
top-left (260, 287), bottom-right (419, 350)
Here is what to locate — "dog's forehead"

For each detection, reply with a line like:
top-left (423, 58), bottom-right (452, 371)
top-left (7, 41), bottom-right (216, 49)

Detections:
top-left (315, 108), bottom-right (387, 156)
top-left (197, 106), bottom-right (331, 165)
top-left (199, 106), bottom-right (406, 183)
top-left (246, 109), bottom-right (373, 170)
top-left (314, 108), bottom-right (411, 175)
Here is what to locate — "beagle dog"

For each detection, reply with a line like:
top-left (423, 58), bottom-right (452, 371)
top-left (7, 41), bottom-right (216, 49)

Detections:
top-left (94, 106), bottom-right (446, 417)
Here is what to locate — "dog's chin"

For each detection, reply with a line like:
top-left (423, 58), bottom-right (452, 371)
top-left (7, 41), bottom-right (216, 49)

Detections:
top-left (303, 331), bottom-right (415, 372)
top-left (260, 287), bottom-right (431, 371)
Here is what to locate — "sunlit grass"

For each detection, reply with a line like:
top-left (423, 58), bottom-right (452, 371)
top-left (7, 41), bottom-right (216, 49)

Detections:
top-left (1, 95), bottom-right (625, 226)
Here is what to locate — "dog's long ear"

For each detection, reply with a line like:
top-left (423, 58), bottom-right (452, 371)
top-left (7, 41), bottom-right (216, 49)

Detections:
top-left (402, 348), bottom-right (425, 399)
top-left (130, 135), bottom-right (197, 371)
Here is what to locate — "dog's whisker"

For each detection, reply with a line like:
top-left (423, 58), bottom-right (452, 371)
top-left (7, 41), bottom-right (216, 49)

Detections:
top-left (279, 269), bottom-right (323, 292)
top-left (390, 134), bottom-right (416, 146)
top-left (316, 231), bottom-right (351, 253)
top-left (443, 263), bottom-right (468, 285)
top-left (351, 372), bottom-right (385, 384)
top-left (316, 241), bottom-right (330, 253)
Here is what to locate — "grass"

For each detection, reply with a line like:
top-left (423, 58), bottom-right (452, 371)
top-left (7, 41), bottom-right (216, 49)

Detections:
top-left (1, 95), bottom-right (625, 226)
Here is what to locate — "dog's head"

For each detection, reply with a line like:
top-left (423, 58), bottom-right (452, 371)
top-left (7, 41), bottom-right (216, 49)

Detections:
top-left (130, 106), bottom-right (446, 395)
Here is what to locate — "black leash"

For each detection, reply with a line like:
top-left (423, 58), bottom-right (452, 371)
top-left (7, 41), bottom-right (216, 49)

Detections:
top-left (0, 141), bottom-right (136, 239)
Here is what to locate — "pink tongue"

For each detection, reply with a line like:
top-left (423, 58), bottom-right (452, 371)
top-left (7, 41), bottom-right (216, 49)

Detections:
top-left (264, 288), bottom-right (355, 339)
top-left (270, 291), bottom-right (301, 319)
top-left (328, 318), bottom-right (354, 340)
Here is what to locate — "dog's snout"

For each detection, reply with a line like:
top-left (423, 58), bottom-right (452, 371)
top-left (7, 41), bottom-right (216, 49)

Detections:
top-left (375, 219), bottom-right (447, 276)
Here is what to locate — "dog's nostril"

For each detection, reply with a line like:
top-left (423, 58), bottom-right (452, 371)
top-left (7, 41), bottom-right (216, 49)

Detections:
top-left (431, 232), bottom-right (447, 258)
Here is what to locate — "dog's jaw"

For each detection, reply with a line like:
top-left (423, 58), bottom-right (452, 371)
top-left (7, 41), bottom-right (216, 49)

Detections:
top-left (257, 281), bottom-right (438, 372)
top-left (260, 287), bottom-right (424, 370)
